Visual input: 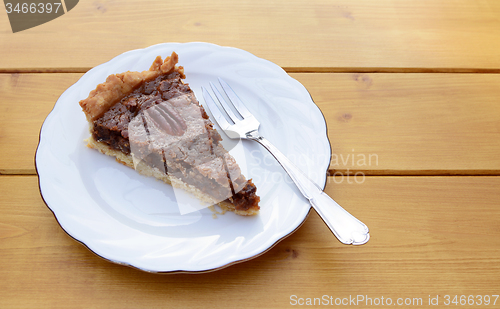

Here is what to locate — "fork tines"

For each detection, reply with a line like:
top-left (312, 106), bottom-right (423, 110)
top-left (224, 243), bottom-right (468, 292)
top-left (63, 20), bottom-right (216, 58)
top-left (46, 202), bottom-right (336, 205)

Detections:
top-left (201, 78), bottom-right (253, 127)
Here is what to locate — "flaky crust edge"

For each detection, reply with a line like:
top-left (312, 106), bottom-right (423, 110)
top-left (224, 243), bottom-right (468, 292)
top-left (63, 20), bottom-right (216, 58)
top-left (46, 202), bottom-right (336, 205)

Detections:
top-left (79, 52), bottom-right (184, 122)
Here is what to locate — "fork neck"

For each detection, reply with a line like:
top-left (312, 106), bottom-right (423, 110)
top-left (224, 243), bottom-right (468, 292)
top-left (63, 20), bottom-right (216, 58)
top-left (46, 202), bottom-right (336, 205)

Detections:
top-left (245, 130), bottom-right (262, 141)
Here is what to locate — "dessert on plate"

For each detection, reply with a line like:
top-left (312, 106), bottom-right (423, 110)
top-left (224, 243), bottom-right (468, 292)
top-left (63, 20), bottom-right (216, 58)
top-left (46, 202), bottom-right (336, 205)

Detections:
top-left (79, 52), bottom-right (260, 215)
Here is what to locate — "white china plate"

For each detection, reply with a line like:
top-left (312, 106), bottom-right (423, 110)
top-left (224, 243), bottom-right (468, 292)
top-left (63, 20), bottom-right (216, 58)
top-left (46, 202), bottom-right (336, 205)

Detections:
top-left (35, 42), bottom-right (331, 273)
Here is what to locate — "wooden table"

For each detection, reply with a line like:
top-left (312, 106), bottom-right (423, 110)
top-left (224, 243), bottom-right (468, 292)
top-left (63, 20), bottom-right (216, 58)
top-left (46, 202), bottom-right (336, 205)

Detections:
top-left (1, 1), bottom-right (499, 308)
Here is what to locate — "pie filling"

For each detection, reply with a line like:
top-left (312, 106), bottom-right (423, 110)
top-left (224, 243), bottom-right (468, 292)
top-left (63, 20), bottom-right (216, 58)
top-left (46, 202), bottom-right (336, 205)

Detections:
top-left (81, 53), bottom-right (260, 214)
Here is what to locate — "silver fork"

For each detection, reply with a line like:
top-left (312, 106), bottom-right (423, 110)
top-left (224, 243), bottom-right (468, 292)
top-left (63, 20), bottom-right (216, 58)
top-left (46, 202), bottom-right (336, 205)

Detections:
top-left (201, 78), bottom-right (370, 245)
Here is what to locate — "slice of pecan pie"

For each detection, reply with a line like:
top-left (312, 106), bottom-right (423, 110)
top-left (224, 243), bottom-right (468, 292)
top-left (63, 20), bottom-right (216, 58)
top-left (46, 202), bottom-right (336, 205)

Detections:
top-left (79, 52), bottom-right (260, 215)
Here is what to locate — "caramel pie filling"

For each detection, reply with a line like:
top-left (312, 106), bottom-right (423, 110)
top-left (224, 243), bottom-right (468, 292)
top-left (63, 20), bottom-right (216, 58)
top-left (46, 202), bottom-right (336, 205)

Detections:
top-left (89, 67), bottom-right (260, 212)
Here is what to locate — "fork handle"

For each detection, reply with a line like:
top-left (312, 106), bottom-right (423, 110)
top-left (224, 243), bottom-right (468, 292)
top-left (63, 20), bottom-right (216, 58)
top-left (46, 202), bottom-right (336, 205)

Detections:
top-left (250, 135), bottom-right (370, 245)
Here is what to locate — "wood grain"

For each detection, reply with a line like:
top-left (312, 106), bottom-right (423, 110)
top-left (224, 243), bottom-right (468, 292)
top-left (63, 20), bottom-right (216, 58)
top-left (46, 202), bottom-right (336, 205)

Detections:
top-left (2, 73), bottom-right (499, 175)
top-left (293, 72), bottom-right (500, 175)
top-left (0, 73), bottom-right (82, 174)
top-left (1, 176), bottom-right (498, 308)
top-left (1, 0), bottom-right (500, 72)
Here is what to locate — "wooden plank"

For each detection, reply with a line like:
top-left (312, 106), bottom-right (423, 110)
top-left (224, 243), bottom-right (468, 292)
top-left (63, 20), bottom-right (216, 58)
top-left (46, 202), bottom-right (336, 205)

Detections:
top-left (1, 176), bottom-right (499, 308)
top-left (293, 72), bottom-right (500, 175)
top-left (1, 0), bottom-right (500, 71)
top-left (2, 73), bottom-right (499, 175)
top-left (0, 73), bottom-right (83, 174)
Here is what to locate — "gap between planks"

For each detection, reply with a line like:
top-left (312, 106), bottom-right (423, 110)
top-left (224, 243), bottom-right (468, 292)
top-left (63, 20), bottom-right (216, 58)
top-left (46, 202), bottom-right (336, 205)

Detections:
top-left (2, 170), bottom-right (500, 177)
top-left (2, 68), bottom-right (500, 74)
top-left (327, 169), bottom-right (500, 176)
